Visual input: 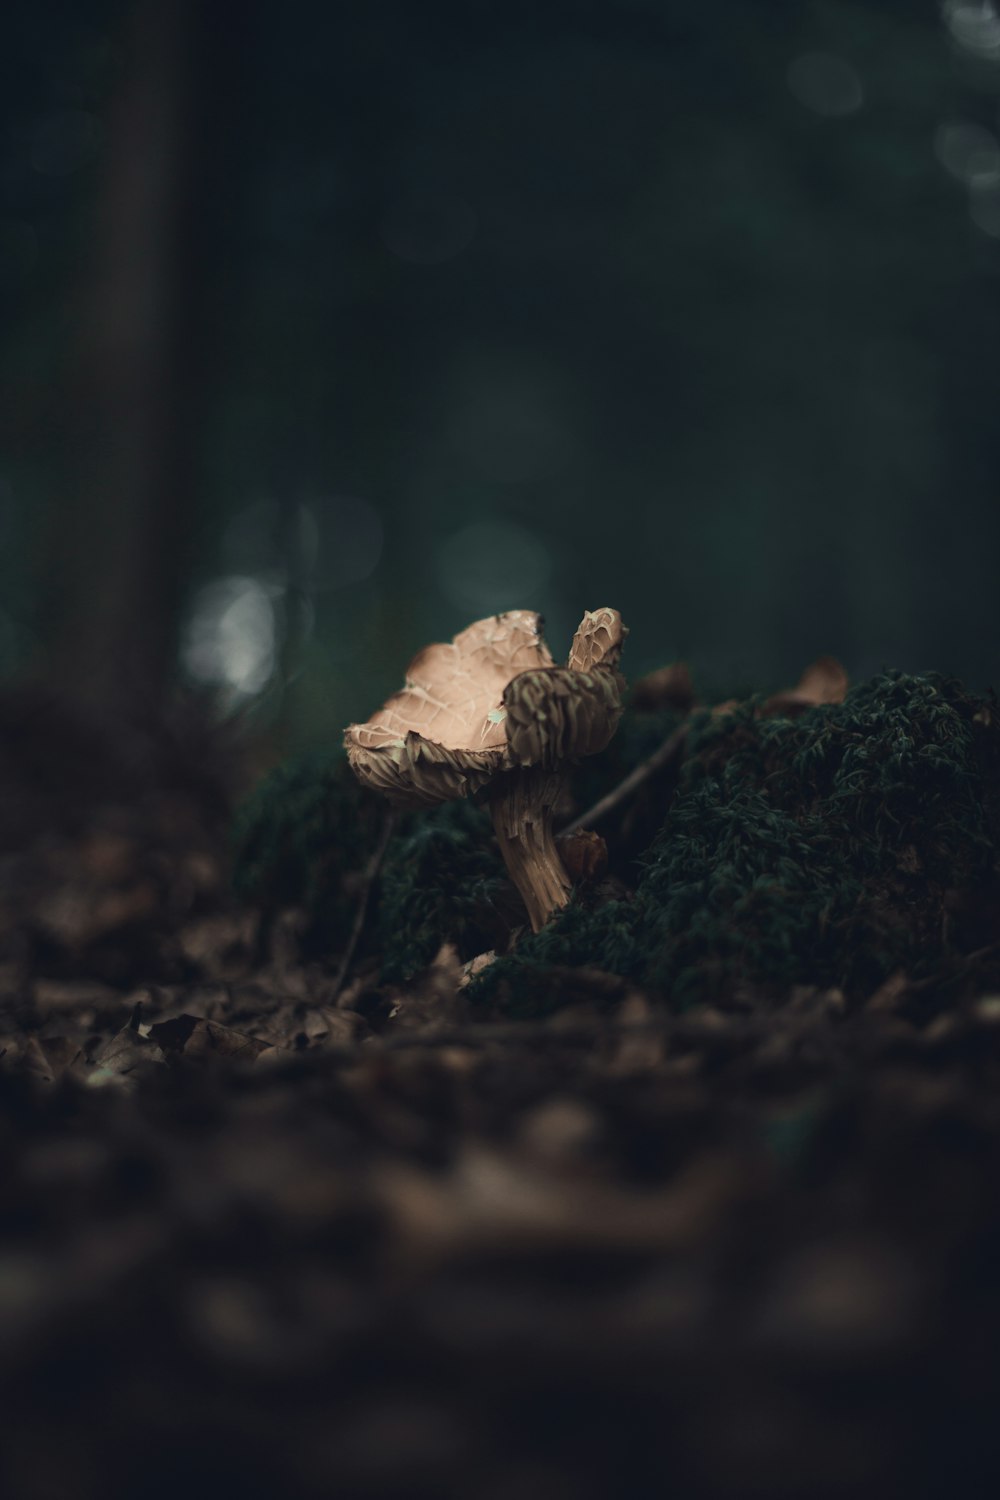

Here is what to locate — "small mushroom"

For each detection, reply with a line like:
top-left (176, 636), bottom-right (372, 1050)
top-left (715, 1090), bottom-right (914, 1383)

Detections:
top-left (345, 608), bottom-right (627, 931)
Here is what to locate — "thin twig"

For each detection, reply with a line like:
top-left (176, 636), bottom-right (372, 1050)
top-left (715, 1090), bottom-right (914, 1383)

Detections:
top-left (560, 723), bottom-right (690, 834)
top-left (331, 809), bottom-right (397, 998)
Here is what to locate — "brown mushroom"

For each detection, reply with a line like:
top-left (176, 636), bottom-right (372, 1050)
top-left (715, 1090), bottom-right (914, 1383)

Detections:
top-left (344, 608), bottom-right (627, 931)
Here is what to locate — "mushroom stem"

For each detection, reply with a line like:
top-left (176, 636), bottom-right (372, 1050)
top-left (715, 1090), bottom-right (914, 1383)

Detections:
top-left (489, 767), bottom-right (573, 932)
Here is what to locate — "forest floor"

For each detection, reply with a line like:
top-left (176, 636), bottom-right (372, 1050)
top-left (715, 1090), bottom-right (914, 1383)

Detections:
top-left (2, 683), bottom-right (1000, 1499)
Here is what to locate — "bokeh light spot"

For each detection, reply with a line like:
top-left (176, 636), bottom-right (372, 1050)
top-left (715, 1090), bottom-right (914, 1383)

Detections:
top-left (943, 1), bottom-right (1000, 57)
top-left (787, 53), bottom-right (864, 117)
top-left (970, 178), bottom-right (1000, 234)
top-left (183, 576), bottom-right (278, 700)
top-left (436, 519), bottom-right (552, 615)
top-left (934, 121), bottom-right (1000, 184)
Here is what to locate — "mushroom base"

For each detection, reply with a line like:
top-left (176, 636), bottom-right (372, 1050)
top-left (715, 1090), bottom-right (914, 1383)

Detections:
top-left (489, 767), bottom-right (573, 933)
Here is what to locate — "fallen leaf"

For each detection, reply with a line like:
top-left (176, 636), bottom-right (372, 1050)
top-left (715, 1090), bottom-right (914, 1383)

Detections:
top-left (794, 655), bottom-right (849, 705)
top-left (85, 1023), bottom-right (165, 1089)
top-left (458, 951), bottom-right (496, 990)
top-left (376, 1145), bottom-right (754, 1267)
top-left (630, 661), bottom-right (696, 713)
top-left (9, 1032), bottom-right (110, 1085)
top-left (148, 1013), bottom-right (271, 1063)
top-left (556, 828), bottom-right (608, 882)
top-left (34, 881), bottom-right (159, 949)
top-left (177, 913), bottom-right (256, 980)
top-left (867, 970), bottom-right (909, 1013)
top-left (761, 656), bottom-right (849, 718)
top-left (384, 945), bottom-right (469, 1032)
top-left (33, 979), bottom-right (123, 1016)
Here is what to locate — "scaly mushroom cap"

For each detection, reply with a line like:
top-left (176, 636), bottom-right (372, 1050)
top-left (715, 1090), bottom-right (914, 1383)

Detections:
top-left (344, 608), bottom-right (627, 808)
top-left (566, 606), bottom-right (627, 673)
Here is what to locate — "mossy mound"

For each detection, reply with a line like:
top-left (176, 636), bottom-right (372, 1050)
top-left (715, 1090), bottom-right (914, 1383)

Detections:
top-left (378, 800), bottom-right (515, 981)
top-left (474, 672), bottom-right (1000, 1014)
top-left (567, 701), bottom-right (688, 871)
top-left (232, 752), bottom-right (386, 954)
top-left (233, 756), bottom-right (516, 973)
top-left (233, 673), bottom-right (1000, 1017)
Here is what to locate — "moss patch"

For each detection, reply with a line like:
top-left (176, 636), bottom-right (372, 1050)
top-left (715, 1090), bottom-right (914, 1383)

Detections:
top-left (232, 757), bottom-right (516, 974)
top-left (378, 800), bottom-right (515, 982)
top-left (474, 673), bottom-right (1000, 1013)
top-left (233, 673), bottom-right (1000, 1018)
top-left (231, 752), bottom-right (385, 955)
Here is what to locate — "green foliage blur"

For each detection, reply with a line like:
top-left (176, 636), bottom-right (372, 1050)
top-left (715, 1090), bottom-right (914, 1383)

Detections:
top-left (2, 0), bottom-right (999, 734)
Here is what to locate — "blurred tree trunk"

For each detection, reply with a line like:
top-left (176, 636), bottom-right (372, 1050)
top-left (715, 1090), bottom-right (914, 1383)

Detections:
top-left (53, 0), bottom-right (211, 707)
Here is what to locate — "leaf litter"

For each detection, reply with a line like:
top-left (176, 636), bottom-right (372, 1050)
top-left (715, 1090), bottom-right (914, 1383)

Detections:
top-left (1, 666), bottom-right (1000, 1499)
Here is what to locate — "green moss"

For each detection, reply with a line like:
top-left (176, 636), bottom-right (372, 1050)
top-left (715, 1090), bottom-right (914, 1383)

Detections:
top-left (473, 673), bottom-right (1000, 1014)
top-left (378, 800), bottom-right (516, 982)
top-left (232, 756), bottom-right (518, 975)
top-left (464, 895), bottom-right (642, 1017)
top-left (233, 674), bottom-right (999, 1013)
top-left (232, 751), bottom-right (385, 952)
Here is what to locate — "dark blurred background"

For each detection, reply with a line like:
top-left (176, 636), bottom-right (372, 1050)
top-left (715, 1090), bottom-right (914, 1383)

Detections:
top-left (2, 0), bottom-right (999, 747)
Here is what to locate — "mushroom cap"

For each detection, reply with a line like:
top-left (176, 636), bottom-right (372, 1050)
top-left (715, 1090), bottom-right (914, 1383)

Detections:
top-left (502, 665), bottom-right (625, 769)
top-left (344, 608), bottom-right (627, 807)
top-left (566, 607), bottom-right (628, 673)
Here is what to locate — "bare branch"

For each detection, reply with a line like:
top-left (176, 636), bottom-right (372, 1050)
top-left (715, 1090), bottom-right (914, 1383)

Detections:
top-left (331, 809), bottom-right (397, 998)
top-left (561, 722), bottom-right (689, 835)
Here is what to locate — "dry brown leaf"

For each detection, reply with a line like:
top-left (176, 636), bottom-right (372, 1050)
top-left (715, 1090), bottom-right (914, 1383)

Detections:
top-left (630, 661), bottom-right (696, 713)
top-left (556, 827), bottom-right (608, 882)
top-left (761, 656), bottom-right (849, 718)
top-left (376, 1145), bottom-right (754, 1268)
top-left (148, 1013), bottom-right (272, 1063)
top-left (86, 1023), bottom-right (165, 1089)
top-left (795, 655), bottom-right (849, 705)
top-left (385, 944), bottom-right (469, 1031)
top-left (34, 880), bottom-right (159, 948)
top-left (33, 979), bottom-right (123, 1016)
top-left (516, 1097), bottom-right (603, 1165)
top-left (72, 830), bottom-right (137, 884)
top-left (9, 1035), bottom-right (86, 1084)
top-left (177, 912), bottom-right (257, 979)
top-left (606, 993), bottom-right (667, 1074)
top-left (867, 970), bottom-right (910, 1013)
top-left (458, 950), bottom-right (497, 990)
